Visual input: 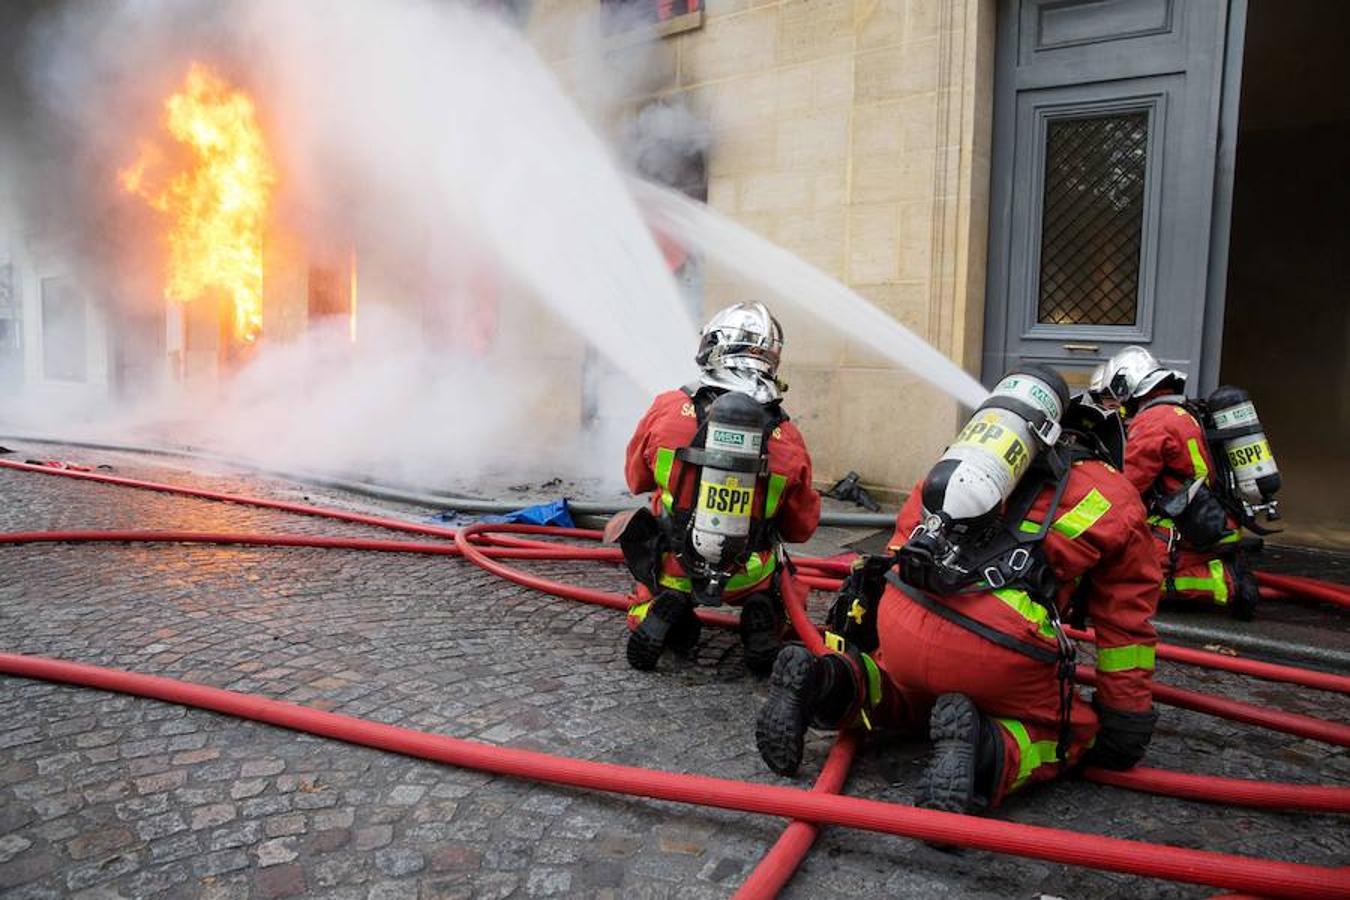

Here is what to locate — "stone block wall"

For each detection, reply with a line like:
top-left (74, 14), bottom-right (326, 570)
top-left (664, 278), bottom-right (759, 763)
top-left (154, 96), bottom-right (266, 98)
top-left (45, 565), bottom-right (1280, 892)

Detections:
top-left (533, 0), bottom-right (997, 495)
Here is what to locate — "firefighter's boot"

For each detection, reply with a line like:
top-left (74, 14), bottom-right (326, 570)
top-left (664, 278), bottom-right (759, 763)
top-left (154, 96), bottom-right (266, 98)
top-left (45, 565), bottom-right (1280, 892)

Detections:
top-left (755, 644), bottom-right (863, 776)
top-left (627, 592), bottom-right (697, 671)
top-left (917, 693), bottom-right (1004, 814)
top-left (739, 592), bottom-right (784, 676)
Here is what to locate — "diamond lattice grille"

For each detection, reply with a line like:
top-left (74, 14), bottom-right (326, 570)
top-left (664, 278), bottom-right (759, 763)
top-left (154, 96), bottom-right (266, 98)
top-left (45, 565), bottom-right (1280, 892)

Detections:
top-left (1037, 112), bottom-right (1149, 326)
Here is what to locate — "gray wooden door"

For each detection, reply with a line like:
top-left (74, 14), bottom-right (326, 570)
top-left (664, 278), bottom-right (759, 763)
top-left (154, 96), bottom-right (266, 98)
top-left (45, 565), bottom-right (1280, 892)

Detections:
top-left (983, 0), bottom-right (1239, 391)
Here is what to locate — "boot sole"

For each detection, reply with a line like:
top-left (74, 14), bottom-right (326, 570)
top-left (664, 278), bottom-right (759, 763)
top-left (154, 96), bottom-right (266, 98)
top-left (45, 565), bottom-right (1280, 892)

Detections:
top-left (755, 645), bottom-right (815, 776)
top-left (917, 694), bottom-right (981, 813)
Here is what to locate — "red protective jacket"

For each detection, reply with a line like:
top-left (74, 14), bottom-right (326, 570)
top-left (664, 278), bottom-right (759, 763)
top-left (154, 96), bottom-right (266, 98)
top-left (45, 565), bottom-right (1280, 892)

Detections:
top-left (625, 388), bottom-right (820, 596)
top-left (892, 458), bottom-right (1161, 712)
top-left (1123, 399), bottom-right (1219, 500)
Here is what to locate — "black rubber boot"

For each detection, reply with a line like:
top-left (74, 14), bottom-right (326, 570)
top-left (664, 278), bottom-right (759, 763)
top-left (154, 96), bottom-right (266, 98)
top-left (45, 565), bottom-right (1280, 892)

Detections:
top-left (626, 592), bottom-right (695, 672)
top-left (916, 694), bottom-right (1003, 814)
top-left (739, 592), bottom-right (784, 676)
top-left (755, 645), bottom-right (861, 776)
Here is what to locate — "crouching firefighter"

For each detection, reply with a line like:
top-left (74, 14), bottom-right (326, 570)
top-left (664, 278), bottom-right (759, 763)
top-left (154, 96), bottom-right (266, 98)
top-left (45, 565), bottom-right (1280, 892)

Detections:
top-left (1090, 346), bottom-right (1282, 620)
top-left (755, 366), bottom-right (1163, 815)
top-left (606, 302), bottom-right (820, 674)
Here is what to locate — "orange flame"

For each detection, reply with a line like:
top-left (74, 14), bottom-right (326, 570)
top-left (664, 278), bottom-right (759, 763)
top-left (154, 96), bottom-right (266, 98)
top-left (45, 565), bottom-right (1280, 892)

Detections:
top-left (121, 63), bottom-right (275, 343)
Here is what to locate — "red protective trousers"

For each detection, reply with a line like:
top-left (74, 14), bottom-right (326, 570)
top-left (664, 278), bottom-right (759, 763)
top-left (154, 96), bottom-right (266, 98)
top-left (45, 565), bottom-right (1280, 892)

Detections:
top-left (872, 595), bottom-right (1097, 806)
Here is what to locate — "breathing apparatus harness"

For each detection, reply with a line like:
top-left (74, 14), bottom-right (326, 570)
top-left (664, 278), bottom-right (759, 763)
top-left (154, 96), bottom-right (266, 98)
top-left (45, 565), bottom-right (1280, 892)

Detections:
top-left (897, 447), bottom-right (1080, 766)
top-left (606, 385), bottom-right (785, 607)
top-left (1135, 392), bottom-right (1279, 605)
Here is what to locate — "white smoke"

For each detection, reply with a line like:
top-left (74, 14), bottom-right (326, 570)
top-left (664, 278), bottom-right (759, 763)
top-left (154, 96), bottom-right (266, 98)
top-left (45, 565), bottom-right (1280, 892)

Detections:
top-left (0, 0), bottom-right (699, 489)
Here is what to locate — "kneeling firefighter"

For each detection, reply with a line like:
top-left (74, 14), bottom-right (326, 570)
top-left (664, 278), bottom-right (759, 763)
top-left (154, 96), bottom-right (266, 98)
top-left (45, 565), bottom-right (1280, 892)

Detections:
top-left (1090, 346), bottom-right (1281, 620)
top-left (607, 302), bottom-right (820, 674)
top-left (756, 366), bottom-right (1162, 815)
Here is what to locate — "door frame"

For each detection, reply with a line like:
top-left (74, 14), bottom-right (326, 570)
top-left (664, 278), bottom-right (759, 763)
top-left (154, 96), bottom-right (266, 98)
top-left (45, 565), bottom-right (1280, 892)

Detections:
top-left (981, 0), bottom-right (1248, 394)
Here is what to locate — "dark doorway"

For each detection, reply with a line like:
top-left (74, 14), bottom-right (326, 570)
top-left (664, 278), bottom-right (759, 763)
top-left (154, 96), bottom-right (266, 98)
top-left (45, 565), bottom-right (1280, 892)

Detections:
top-left (1219, 0), bottom-right (1350, 546)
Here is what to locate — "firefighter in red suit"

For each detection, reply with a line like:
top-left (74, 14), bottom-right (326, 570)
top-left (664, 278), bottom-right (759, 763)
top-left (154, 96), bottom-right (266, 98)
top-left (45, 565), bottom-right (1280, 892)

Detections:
top-left (1090, 346), bottom-right (1259, 619)
top-left (756, 368), bottom-right (1161, 814)
top-left (619, 302), bottom-right (820, 674)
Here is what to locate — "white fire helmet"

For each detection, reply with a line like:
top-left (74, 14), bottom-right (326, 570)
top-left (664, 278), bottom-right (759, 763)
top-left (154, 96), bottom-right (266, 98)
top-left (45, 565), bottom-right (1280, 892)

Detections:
top-left (1089, 346), bottom-right (1186, 407)
top-left (696, 302), bottom-right (784, 403)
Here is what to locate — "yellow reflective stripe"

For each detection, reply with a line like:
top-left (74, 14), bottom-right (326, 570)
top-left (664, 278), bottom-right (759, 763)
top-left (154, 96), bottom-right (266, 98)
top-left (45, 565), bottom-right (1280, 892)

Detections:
top-left (764, 474), bottom-right (787, 519)
top-left (1187, 438), bottom-right (1210, 483)
top-left (1219, 530), bottom-right (1241, 544)
top-left (860, 653), bottom-right (883, 709)
top-left (1097, 644), bottom-right (1156, 673)
top-left (993, 588), bottom-right (1059, 641)
top-left (654, 448), bottom-right (676, 513)
top-left (1147, 514), bottom-right (1175, 529)
top-left (1051, 488), bottom-right (1112, 540)
top-left (1172, 559), bottom-right (1230, 605)
top-left (728, 551), bottom-right (776, 590)
top-left (1018, 490), bottom-right (1110, 541)
top-left (657, 551), bottom-right (777, 594)
top-left (629, 600), bottom-right (651, 624)
top-left (996, 717), bottom-right (1059, 791)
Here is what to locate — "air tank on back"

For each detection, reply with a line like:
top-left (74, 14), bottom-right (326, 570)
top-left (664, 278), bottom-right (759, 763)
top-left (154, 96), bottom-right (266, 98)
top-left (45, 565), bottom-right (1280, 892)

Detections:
top-left (919, 365), bottom-right (1071, 532)
top-left (1208, 385), bottom-right (1281, 516)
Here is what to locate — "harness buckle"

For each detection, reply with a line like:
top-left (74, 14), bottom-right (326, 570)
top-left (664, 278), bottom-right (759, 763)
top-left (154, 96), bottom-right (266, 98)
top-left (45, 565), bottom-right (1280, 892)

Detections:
top-left (1007, 547), bottom-right (1031, 573)
top-left (982, 566), bottom-right (1006, 589)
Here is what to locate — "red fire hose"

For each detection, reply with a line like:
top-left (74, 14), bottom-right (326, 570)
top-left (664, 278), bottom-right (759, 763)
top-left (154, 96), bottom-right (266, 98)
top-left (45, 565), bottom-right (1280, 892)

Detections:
top-left (1073, 667), bottom-right (1350, 747)
top-left (1085, 765), bottom-right (1350, 813)
top-left (4, 460), bottom-right (1350, 894)
top-left (731, 731), bottom-right (860, 900)
top-left (1062, 625), bottom-right (1350, 695)
top-left (0, 652), bottom-right (1344, 899)
top-left (1, 524), bottom-right (1344, 798)
top-left (1257, 572), bottom-right (1350, 610)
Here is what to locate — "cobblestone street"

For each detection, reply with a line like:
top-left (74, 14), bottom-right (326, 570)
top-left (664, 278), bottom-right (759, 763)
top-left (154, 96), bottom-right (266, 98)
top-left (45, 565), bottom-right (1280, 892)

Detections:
top-left (1, 444), bottom-right (1347, 900)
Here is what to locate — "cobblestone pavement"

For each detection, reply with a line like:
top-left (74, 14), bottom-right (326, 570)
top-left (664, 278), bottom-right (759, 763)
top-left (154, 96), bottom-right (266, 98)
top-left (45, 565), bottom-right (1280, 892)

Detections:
top-left (1, 444), bottom-right (1348, 900)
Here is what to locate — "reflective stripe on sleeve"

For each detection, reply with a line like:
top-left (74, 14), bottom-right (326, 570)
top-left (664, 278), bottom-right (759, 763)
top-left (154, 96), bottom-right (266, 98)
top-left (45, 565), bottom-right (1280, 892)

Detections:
top-left (764, 473), bottom-right (788, 519)
top-left (1019, 488), bottom-right (1112, 540)
top-left (1051, 488), bottom-right (1112, 540)
top-left (653, 448), bottom-right (676, 513)
top-left (1187, 438), bottom-right (1210, 483)
top-left (1096, 644), bottom-right (1156, 673)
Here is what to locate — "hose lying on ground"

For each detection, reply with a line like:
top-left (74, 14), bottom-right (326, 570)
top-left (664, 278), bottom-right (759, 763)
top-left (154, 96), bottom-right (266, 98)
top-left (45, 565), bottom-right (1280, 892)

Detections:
top-left (0, 651), bottom-right (1344, 900)
top-left (3, 459), bottom-right (1350, 896)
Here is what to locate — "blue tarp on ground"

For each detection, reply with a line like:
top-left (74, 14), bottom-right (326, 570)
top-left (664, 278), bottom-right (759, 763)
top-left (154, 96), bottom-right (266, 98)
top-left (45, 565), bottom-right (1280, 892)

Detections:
top-left (426, 498), bottom-right (575, 529)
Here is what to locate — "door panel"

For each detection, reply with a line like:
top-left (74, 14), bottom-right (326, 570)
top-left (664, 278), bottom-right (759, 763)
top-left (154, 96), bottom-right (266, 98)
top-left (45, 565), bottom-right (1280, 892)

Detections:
top-left (984, 0), bottom-right (1232, 389)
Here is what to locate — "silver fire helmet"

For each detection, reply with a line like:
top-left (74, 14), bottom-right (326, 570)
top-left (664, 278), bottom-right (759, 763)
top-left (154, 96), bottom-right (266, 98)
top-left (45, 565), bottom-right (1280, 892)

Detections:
top-left (1089, 346), bottom-right (1186, 406)
top-left (696, 302), bottom-right (785, 403)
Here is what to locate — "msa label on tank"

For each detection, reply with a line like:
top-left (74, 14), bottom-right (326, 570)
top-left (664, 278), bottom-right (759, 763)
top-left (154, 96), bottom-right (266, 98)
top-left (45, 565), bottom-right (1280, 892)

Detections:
top-left (994, 375), bottom-right (1062, 421)
top-left (1226, 437), bottom-right (1273, 472)
top-left (1212, 402), bottom-right (1258, 431)
top-left (951, 413), bottom-right (1032, 480)
top-left (699, 478), bottom-right (754, 518)
top-left (708, 427), bottom-right (762, 454)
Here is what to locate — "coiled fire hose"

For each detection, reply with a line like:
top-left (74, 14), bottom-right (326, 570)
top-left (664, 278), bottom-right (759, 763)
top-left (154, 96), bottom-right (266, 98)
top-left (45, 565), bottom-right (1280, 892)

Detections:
top-left (1, 458), bottom-right (1349, 898)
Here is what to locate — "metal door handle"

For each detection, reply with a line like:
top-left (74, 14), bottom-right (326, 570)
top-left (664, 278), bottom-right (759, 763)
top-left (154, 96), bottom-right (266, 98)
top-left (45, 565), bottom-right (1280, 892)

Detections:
top-left (1062, 343), bottom-right (1099, 352)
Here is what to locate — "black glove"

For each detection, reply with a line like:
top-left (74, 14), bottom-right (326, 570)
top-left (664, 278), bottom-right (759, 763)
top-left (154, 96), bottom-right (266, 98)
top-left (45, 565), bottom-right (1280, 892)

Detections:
top-left (825, 554), bottom-right (894, 653)
top-left (1085, 696), bottom-right (1158, 770)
